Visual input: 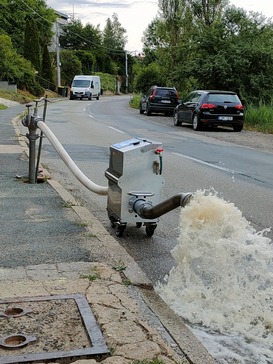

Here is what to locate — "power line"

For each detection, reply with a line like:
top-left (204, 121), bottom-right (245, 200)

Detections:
top-left (16, 0), bottom-right (128, 55)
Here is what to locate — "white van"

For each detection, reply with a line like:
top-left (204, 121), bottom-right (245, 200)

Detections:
top-left (70, 75), bottom-right (101, 100)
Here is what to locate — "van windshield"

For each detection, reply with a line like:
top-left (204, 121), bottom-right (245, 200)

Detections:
top-left (73, 80), bottom-right (90, 87)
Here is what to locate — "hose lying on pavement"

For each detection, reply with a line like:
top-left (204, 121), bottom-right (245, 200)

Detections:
top-left (37, 121), bottom-right (108, 196)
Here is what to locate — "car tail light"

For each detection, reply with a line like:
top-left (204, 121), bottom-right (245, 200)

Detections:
top-left (201, 103), bottom-right (215, 109)
top-left (235, 104), bottom-right (244, 110)
top-left (149, 89), bottom-right (156, 100)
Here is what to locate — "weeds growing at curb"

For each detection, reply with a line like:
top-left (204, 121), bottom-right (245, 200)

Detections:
top-left (76, 222), bottom-right (88, 227)
top-left (86, 233), bottom-right (97, 238)
top-left (80, 273), bottom-right (99, 281)
top-left (113, 261), bottom-right (127, 272)
top-left (63, 200), bottom-right (77, 208)
top-left (80, 266), bottom-right (101, 281)
top-left (131, 359), bottom-right (169, 364)
top-left (123, 278), bottom-right (132, 286)
top-left (132, 359), bottom-right (187, 364)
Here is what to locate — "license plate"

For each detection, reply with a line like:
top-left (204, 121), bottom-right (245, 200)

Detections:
top-left (218, 116), bottom-right (233, 121)
top-left (161, 100), bottom-right (171, 103)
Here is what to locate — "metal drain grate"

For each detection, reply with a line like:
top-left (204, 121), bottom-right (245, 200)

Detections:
top-left (0, 294), bottom-right (109, 364)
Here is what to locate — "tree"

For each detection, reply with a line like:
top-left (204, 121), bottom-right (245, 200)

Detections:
top-left (0, 0), bottom-right (55, 55)
top-left (158, 0), bottom-right (187, 45)
top-left (0, 0), bottom-right (55, 94)
top-left (191, 7), bottom-right (273, 103)
top-left (24, 15), bottom-right (41, 74)
top-left (0, 34), bottom-right (43, 95)
top-left (141, 0), bottom-right (273, 104)
top-left (60, 50), bottom-right (82, 86)
top-left (75, 51), bottom-right (96, 74)
top-left (41, 45), bottom-right (54, 90)
top-left (133, 62), bottom-right (162, 93)
top-left (103, 13), bottom-right (127, 51)
top-left (189, 0), bottom-right (227, 26)
top-left (102, 13), bottom-right (128, 77)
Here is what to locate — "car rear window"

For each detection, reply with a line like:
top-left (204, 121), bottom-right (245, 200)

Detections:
top-left (208, 94), bottom-right (240, 103)
top-left (156, 89), bottom-right (176, 97)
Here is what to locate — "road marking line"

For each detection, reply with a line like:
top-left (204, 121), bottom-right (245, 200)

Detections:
top-left (172, 152), bottom-right (235, 173)
top-left (107, 126), bottom-right (126, 134)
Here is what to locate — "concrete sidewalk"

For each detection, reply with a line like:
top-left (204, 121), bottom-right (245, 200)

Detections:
top-left (0, 103), bottom-right (216, 364)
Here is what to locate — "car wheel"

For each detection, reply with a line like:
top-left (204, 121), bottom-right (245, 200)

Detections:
top-left (193, 114), bottom-right (201, 131)
top-left (233, 124), bottom-right (243, 132)
top-left (139, 103), bottom-right (144, 114)
top-left (173, 110), bottom-right (182, 126)
top-left (146, 103), bottom-right (151, 116)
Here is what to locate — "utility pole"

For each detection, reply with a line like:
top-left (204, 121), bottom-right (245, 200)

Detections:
top-left (56, 22), bottom-right (61, 88)
top-left (125, 51), bottom-right (128, 94)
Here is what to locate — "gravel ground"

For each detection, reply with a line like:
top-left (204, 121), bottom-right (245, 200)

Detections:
top-left (147, 114), bottom-right (273, 154)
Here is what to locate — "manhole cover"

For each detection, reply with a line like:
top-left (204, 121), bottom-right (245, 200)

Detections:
top-left (0, 294), bottom-right (109, 364)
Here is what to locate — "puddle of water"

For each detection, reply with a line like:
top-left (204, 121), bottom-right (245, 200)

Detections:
top-left (156, 189), bottom-right (273, 363)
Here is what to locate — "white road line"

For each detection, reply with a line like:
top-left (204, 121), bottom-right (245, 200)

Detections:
top-left (107, 126), bottom-right (126, 134)
top-left (172, 152), bottom-right (235, 173)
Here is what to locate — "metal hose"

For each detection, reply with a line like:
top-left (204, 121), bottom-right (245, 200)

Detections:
top-left (133, 193), bottom-right (192, 219)
top-left (37, 121), bottom-right (108, 196)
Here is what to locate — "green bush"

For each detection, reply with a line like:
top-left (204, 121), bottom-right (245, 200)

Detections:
top-left (129, 93), bottom-right (142, 109)
top-left (133, 62), bottom-right (162, 93)
top-left (96, 72), bottom-right (117, 94)
top-left (245, 104), bottom-right (273, 133)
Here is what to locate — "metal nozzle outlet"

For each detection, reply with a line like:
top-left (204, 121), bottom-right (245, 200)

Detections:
top-left (133, 193), bottom-right (192, 219)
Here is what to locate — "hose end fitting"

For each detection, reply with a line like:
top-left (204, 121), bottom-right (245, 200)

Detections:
top-left (180, 192), bottom-right (193, 207)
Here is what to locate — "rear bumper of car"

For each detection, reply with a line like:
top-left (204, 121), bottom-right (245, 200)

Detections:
top-left (200, 113), bottom-right (244, 127)
top-left (149, 103), bottom-right (177, 113)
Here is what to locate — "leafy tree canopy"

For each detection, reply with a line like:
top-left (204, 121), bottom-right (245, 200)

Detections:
top-left (103, 13), bottom-right (127, 51)
top-left (140, 0), bottom-right (273, 104)
top-left (60, 50), bottom-right (82, 86)
top-left (0, 0), bottom-right (56, 54)
top-left (60, 19), bottom-right (102, 52)
top-left (0, 34), bottom-right (44, 95)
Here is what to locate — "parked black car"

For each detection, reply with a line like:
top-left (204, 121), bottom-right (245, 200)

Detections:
top-left (140, 86), bottom-right (179, 116)
top-left (173, 90), bottom-right (244, 132)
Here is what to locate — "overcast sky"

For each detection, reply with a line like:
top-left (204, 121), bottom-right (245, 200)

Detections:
top-left (45, 0), bottom-right (273, 52)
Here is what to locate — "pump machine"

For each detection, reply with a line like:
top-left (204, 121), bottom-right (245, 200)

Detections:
top-left (21, 102), bottom-right (192, 239)
top-left (105, 138), bottom-right (165, 237)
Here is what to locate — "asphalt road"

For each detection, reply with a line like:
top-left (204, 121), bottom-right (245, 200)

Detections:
top-left (16, 95), bottom-right (273, 283)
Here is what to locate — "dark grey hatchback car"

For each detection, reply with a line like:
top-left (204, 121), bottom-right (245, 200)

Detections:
top-left (140, 86), bottom-right (179, 116)
top-left (173, 90), bottom-right (245, 131)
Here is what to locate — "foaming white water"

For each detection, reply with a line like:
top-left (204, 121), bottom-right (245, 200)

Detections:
top-left (156, 189), bottom-right (273, 363)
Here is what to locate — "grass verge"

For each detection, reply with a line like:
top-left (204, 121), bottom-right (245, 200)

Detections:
top-left (129, 94), bottom-right (273, 134)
